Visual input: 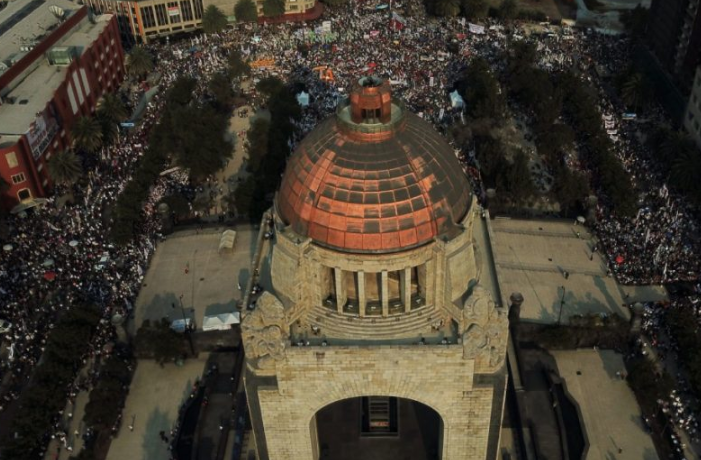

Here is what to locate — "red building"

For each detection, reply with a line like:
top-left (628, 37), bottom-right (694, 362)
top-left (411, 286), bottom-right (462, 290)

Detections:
top-left (0, 0), bottom-right (125, 212)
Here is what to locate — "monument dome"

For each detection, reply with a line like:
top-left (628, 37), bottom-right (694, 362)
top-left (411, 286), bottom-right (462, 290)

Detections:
top-left (276, 76), bottom-right (471, 253)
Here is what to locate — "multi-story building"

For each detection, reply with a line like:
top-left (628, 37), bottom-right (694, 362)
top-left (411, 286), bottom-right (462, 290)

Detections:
top-left (649, 0), bottom-right (701, 94)
top-left (83, 0), bottom-right (320, 44)
top-left (684, 66), bottom-right (701, 148)
top-left (0, 0), bottom-right (125, 212)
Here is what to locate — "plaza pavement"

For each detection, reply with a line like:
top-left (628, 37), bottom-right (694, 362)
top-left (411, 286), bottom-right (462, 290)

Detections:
top-left (489, 218), bottom-right (667, 324)
top-left (553, 349), bottom-right (658, 460)
top-left (134, 228), bottom-right (256, 332)
top-left (106, 355), bottom-right (210, 460)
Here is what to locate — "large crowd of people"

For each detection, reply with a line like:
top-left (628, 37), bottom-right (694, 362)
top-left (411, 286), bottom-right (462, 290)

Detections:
top-left (0, 0), bottom-right (700, 456)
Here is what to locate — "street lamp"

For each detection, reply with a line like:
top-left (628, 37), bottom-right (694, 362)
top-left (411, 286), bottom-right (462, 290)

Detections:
top-left (557, 286), bottom-right (566, 325)
top-left (174, 295), bottom-right (195, 355)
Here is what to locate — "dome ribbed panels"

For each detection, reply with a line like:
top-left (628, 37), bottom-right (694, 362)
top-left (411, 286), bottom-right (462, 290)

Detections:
top-left (277, 112), bottom-right (471, 253)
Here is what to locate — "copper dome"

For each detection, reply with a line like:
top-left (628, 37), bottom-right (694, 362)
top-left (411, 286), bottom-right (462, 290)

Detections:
top-left (277, 79), bottom-right (471, 254)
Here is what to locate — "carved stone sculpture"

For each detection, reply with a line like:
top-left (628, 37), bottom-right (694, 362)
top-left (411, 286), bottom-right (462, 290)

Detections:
top-left (461, 285), bottom-right (508, 367)
top-left (242, 292), bottom-right (289, 371)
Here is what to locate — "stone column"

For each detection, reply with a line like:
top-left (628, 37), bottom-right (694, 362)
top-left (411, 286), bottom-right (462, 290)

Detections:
top-left (334, 268), bottom-right (346, 313)
top-left (358, 271), bottom-right (366, 317)
top-left (381, 270), bottom-right (389, 317)
top-left (401, 267), bottom-right (411, 312)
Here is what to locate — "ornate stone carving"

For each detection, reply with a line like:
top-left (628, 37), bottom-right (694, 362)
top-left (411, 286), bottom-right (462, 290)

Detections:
top-left (242, 292), bottom-right (289, 371)
top-left (461, 286), bottom-right (508, 367)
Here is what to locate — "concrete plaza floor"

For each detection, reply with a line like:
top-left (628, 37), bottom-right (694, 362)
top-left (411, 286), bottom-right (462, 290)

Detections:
top-left (134, 227), bottom-right (256, 331)
top-left (490, 218), bottom-right (667, 324)
top-left (552, 350), bottom-right (658, 460)
top-left (106, 355), bottom-right (210, 460)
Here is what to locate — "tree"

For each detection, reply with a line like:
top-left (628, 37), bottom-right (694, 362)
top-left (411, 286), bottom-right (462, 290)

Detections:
top-left (202, 4), bottom-right (228, 34)
top-left (461, 0), bottom-right (487, 18)
top-left (126, 46), bottom-right (153, 79)
top-left (499, 150), bottom-right (535, 204)
top-left (235, 0), bottom-right (259, 22)
top-left (208, 72), bottom-right (235, 111)
top-left (671, 147), bottom-right (701, 193)
top-left (97, 93), bottom-right (128, 123)
top-left (262, 0), bottom-right (285, 17)
top-left (71, 116), bottom-right (103, 153)
top-left (170, 105), bottom-right (233, 178)
top-left (498, 0), bottom-right (518, 19)
top-left (456, 58), bottom-right (506, 122)
top-left (620, 5), bottom-right (648, 38)
top-left (228, 50), bottom-right (251, 79)
top-left (621, 73), bottom-right (649, 111)
top-left (256, 76), bottom-right (285, 97)
top-left (553, 166), bottom-right (589, 215)
top-left (434, 0), bottom-right (461, 17)
top-left (47, 151), bottom-right (82, 185)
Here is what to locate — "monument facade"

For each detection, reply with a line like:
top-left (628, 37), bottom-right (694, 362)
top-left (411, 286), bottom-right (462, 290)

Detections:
top-left (243, 77), bottom-right (508, 460)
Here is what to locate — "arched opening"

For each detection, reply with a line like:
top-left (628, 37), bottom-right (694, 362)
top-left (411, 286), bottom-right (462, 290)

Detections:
top-left (311, 396), bottom-right (443, 460)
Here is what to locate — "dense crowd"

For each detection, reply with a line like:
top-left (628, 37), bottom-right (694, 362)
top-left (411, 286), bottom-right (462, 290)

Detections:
top-left (0, 0), bottom-right (700, 456)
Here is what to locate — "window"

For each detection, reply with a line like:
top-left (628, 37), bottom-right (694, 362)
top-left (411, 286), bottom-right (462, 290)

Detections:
top-left (193, 0), bottom-right (203, 19)
top-left (180, 0), bottom-right (193, 21)
top-left (5, 152), bottom-right (18, 168)
top-left (11, 173), bottom-right (26, 184)
top-left (17, 189), bottom-right (31, 201)
top-left (155, 4), bottom-right (169, 26)
top-left (141, 6), bottom-right (156, 29)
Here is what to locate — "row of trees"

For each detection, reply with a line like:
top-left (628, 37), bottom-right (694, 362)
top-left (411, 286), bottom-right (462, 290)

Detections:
top-left (2, 304), bottom-right (101, 460)
top-left (665, 308), bottom-right (701, 397)
top-left (234, 77), bottom-right (301, 221)
top-left (424, 0), bottom-right (537, 20)
top-left (504, 42), bottom-right (634, 216)
top-left (46, 94), bottom-right (129, 187)
top-left (135, 319), bottom-right (191, 363)
top-left (110, 73), bottom-right (234, 243)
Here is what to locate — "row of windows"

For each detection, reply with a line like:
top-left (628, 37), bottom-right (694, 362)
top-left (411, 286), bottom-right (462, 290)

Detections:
top-left (140, 0), bottom-right (202, 30)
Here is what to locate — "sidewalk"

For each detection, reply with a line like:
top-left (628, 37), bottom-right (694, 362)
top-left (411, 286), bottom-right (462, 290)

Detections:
top-left (43, 391), bottom-right (89, 460)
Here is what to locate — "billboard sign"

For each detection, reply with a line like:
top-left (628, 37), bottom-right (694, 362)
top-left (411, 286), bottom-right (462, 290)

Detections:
top-left (26, 109), bottom-right (58, 160)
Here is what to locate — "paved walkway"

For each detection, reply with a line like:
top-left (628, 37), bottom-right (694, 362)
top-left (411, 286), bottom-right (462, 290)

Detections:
top-left (553, 349), bottom-right (658, 460)
top-left (106, 355), bottom-right (210, 460)
top-left (490, 218), bottom-right (667, 323)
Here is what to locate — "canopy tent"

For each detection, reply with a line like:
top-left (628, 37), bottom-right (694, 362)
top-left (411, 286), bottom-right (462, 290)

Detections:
top-left (449, 90), bottom-right (464, 108)
top-left (202, 312), bottom-right (240, 331)
top-left (219, 230), bottom-right (237, 253)
top-left (10, 198), bottom-right (48, 215)
top-left (296, 91), bottom-right (310, 107)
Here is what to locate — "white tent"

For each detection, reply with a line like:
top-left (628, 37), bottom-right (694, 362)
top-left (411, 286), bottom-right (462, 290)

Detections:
top-left (202, 312), bottom-right (240, 331)
top-left (296, 91), bottom-right (310, 107)
top-left (219, 230), bottom-right (237, 253)
top-left (449, 90), bottom-right (464, 108)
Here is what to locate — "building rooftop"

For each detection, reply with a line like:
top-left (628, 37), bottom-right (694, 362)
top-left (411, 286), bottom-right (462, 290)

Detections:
top-left (0, 12), bottom-right (112, 137)
top-left (0, 0), bottom-right (79, 66)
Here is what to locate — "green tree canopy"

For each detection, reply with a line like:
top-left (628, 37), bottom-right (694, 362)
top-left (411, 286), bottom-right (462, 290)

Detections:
top-left (621, 73), bottom-right (650, 112)
top-left (47, 150), bottom-right (82, 185)
top-left (498, 0), bottom-right (518, 19)
top-left (202, 4), bottom-right (228, 34)
top-left (434, 0), bottom-right (461, 17)
top-left (456, 58), bottom-right (506, 122)
top-left (620, 5), bottom-right (648, 38)
top-left (127, 46), bottom-right (153, 79)
top-left (170, 105), bottom-right (233, 178)
top-left (97, 92), bottom-right (128, 123)
top-left (208, 71), bottom-right (235, 111)
top-left (262, 0), bottom-right (285, 17)
top-left (461, 0), bottom-right (487, 19)
top-left (71, 116), bottom-right (103, 153)
top-left (235, 0), bottom-right (259, 22)
top-left (227, 50), bottom-right (251, 78)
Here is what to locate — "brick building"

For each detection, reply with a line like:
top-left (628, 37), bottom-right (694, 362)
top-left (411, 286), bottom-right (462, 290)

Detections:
top-left (242, 78), bottom-right (508, 460)
top-left (83, 0), bottom-right (320, 44)
top-left (0, 0), bottom-right (125, 212)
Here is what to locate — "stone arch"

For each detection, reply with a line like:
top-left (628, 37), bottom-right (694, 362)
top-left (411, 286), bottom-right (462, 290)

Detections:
top-left (309, 394), bottom-right (446, 460)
